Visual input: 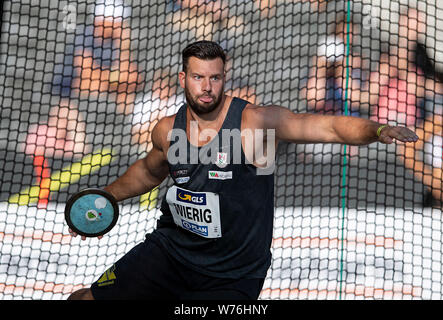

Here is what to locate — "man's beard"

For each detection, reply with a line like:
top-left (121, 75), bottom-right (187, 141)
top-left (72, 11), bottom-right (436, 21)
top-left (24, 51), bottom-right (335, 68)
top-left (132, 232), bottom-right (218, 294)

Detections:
top-left (185, 88), bottom-right (223, 115)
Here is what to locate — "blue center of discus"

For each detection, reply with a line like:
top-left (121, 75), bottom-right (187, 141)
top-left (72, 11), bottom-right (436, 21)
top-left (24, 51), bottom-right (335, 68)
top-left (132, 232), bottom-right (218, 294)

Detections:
top-left (70, 194), bottom-right (114, 234)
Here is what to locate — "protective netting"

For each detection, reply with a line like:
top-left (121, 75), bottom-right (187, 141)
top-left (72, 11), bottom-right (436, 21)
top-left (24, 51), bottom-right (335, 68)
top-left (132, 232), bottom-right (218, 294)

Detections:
top-left (1, 0), bottom-right (443, 300)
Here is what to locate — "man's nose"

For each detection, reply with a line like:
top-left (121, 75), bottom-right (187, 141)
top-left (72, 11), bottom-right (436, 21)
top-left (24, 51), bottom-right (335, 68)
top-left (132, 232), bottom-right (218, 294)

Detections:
top-left (201, 78), bottom-right (211, 92)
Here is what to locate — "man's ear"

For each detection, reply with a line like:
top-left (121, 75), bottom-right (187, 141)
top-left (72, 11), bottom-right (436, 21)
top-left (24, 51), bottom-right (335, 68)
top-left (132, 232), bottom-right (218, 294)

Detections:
top-left (179, 71), bottom-right (186, 89)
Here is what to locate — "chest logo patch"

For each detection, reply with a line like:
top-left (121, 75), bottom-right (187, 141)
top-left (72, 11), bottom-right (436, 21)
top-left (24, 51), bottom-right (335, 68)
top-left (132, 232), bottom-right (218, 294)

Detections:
top-left (215, 152), bottom-right (228, 168)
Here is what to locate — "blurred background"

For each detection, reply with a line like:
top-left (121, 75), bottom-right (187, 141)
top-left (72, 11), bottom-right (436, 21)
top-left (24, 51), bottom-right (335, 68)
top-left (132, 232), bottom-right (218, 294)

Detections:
top-left (1, 0), bottom-right (443, 299)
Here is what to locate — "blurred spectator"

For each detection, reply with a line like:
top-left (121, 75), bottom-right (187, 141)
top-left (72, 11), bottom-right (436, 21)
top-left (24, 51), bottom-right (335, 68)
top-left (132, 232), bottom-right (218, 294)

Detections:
top-left (253, 0), bottom-right (276, 18)
top-left (40, 0), bottom-right (143, 159)
top-left (173, 0), bottom-right (227, 21)
top-left (376, 7), bottom-right (443, 206)
top-left (253, 0), bottom-right (326, 18)
top-left (44, 0), bottom-right (144, 156)
top-left (400, 113), bottom-right (443, 206)
top-left (369, 8), bottom-right (428, 127)
top-left (303, 15), bottom-right (370, 116)
top-left (52, 0), bottom-right (143, 115)
top-left (25, 0), bottom-right (144, 207)
top-left (25, 100), bottom-right (88, 160)
top-left (369, 8), bottom-right (443, 127)
top-left (224, 78), bottom-right (257, 105)
top-left (307, 0), bottom-right (327, 13)
top-left (131, 69), bottom-right (182, 154)
top-left (226, 85), bottom-right (257, 105)
top-left (168, 0), bottom-right (243, 42)
top-left (24, 100), bottom-right (88, 208)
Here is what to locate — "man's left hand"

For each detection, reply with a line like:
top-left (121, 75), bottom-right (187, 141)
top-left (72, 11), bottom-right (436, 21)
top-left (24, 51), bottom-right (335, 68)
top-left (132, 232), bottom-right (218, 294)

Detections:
top-left (378, 125), bottom-right (419, 144)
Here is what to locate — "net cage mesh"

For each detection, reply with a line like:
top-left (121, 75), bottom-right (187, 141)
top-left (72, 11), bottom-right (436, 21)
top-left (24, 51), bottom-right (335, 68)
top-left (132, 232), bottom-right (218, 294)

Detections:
top-left (1, 0), bottom-right (443, 300)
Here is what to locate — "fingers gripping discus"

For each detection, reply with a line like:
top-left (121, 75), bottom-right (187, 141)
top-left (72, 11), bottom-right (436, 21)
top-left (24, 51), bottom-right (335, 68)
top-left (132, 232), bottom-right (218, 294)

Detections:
top-left (65, 188), bottom-right (119, 237)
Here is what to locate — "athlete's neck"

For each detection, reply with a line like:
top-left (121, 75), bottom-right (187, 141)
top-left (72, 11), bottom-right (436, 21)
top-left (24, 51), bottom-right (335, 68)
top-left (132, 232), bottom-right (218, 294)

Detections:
top-left (187, 95), bottom-right (232, 147)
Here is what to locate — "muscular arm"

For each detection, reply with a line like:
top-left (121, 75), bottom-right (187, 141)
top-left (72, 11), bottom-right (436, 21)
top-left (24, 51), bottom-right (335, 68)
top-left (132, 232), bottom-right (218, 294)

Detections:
top-left (69, 117), bottom-right (171, 240)
top-left (245, 105), bottom-right (418, 146)
top-left (104, 118), bottom-right (170, 202)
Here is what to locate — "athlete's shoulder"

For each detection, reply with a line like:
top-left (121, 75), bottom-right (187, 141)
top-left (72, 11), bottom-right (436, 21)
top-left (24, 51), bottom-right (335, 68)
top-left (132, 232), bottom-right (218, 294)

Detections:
top-left (242, 103), bottom-right (303, 130)
top-left (242, 103), bottom-right (276, 129)
top-left (243, 103), bottom-right (276, 113)
top-left (156, 113), bottom-right (176, 131)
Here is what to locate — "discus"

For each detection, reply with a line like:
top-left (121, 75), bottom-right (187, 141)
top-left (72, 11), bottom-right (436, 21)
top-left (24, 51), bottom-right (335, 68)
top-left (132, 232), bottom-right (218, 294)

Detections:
top-left (65, 188), bottom-right (119, 238)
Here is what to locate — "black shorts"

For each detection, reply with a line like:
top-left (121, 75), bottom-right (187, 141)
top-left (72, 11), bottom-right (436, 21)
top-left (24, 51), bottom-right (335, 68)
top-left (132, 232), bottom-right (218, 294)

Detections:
top-left (90, 236), bottom-right (265, 300)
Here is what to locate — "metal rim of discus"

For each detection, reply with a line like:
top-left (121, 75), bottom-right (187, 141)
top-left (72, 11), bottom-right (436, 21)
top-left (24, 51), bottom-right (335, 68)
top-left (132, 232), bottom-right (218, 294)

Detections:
top-left (65, 188), bottom-right (119, 238)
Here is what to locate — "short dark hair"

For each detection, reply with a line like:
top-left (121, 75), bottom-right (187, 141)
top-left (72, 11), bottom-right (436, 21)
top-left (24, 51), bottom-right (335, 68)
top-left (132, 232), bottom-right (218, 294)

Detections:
top-left (182, 40), bottom-right (226, 72)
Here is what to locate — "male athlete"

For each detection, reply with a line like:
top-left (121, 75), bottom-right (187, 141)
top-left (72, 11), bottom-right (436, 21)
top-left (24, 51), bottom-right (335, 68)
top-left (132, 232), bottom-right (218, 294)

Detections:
top-left (68, 41), bottom-right (418, 300)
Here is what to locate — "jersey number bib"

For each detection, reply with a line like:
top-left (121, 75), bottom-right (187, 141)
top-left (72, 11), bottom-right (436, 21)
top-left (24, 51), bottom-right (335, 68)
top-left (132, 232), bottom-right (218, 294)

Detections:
top-left (166, 186), bottom-right (222, 238)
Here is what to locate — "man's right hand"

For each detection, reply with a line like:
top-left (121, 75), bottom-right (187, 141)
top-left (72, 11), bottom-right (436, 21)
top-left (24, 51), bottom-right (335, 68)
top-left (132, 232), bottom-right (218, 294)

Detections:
top-left (69, 228), bottom-right (103, 241)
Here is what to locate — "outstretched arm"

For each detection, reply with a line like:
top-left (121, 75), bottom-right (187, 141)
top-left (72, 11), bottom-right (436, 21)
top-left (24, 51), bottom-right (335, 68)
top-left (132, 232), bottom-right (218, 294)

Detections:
top-left (69, 118), bottom-right (171, 240)
top-left (250, 105), bottom-right (418, 146)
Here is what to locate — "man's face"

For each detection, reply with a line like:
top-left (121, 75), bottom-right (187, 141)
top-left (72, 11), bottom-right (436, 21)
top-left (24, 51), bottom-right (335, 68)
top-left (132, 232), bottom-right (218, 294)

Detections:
top-left (179, 56), bottom-right (225, 115)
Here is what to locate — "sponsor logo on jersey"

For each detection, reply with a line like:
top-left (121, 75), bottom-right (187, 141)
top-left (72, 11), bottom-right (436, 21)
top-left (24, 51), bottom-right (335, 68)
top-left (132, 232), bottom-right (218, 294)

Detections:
top-left (181, 220), bottom-right (208, 237)
top-left (175, 176), bottom-right (190, 184)
top-left (176, 188), bottom-right (207, 205)
top-left (208, 171), bottom-right (233, 180)
top-left (166, 186), bottom-right (221, 238)
top-left (97, 264), bottom-right (116, 287)
top-left (172, 169), bottom-right (188, 177)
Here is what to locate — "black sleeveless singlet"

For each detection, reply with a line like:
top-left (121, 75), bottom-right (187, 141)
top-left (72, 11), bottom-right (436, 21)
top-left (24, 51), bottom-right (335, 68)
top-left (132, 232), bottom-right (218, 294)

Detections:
top-left (149, 97), bottom-right (274, 279)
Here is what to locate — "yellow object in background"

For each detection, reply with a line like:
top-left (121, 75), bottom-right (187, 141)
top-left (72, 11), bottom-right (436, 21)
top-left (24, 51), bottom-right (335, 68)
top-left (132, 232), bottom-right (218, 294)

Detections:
top-left (8, 149), bottom-right (114, 206)
top-left (139, 187), bottom-right (158, 210)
